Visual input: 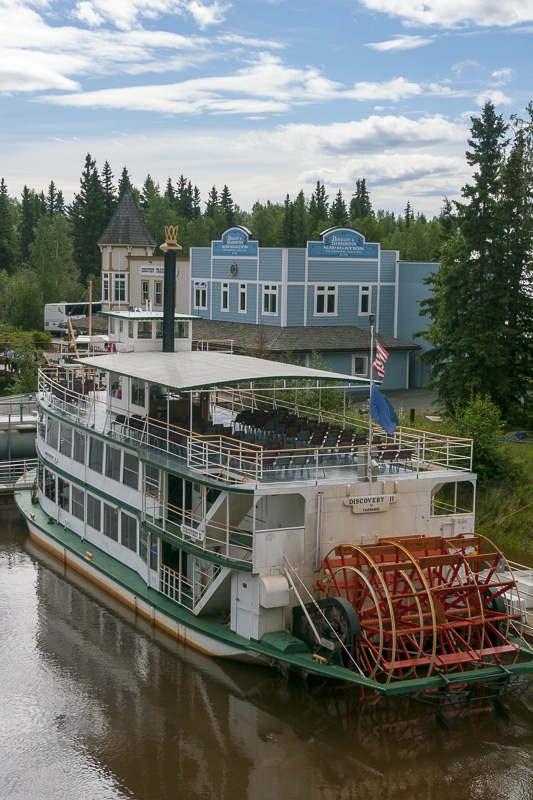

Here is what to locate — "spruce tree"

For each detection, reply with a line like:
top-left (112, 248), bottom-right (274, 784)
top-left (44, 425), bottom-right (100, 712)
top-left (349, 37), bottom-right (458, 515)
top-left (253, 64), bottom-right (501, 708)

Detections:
top-left (118, 166), bottom-right (133, 198)
top-left (19, 185), bottom-right (37, 263)
top-left (69, 154), bottom-right (106, 283)
top-left (308, 180), bottom-right (328, 234)
top-left (292, 190), bottom-right (308, 247)
top-left (330, 190), bottom-right (348, 226)
top-left (220, 185), bottom-right (235, 227)
top-left (101, 161), bottom-right (117, 224)
top-left (280, 194), bottom-right (296, 246)
top-left (0, 178), bottom-right (16, 274)
top-left (205, 186), bottom-right (218, 218)
top-left (192, 185), bottom-right (201, 219)
top-left (419, 102), bottom-right (526, 414)
top-left (350, 179), bottom-right (372, 219)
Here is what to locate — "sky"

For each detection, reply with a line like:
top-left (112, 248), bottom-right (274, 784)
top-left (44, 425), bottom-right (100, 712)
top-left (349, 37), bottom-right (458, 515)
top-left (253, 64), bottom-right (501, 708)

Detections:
top-left (1, 0), bottom-right (532, 218)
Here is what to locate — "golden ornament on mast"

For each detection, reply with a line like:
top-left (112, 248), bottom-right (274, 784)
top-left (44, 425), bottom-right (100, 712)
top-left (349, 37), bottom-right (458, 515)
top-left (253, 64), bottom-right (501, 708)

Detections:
top-left (161, 224), bottom-right (182, 251)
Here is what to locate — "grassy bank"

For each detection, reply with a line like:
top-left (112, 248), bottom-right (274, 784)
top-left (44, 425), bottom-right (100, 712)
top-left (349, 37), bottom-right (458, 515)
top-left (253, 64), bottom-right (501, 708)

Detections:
top-left (475, 442), bottom-right (533, 556)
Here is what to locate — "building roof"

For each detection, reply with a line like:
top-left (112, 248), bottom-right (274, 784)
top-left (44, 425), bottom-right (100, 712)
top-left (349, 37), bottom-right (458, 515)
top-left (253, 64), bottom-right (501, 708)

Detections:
top-left (101, 310), bottom-right (199, 321)
top-left (78, 351), bottom-right (370, 391)
top-left (97, 190), bottom-right (157, 247)
top-left (191, 319), bottom-right (419, 354)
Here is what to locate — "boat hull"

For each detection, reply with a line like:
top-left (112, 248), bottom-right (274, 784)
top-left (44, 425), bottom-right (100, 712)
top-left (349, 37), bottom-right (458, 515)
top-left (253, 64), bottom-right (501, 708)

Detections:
top-left (24, 513), bottom-right (261, 664)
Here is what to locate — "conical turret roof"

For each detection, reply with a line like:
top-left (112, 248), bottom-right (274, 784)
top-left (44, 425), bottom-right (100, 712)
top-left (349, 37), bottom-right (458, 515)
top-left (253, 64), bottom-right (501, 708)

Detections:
top-left (98, 189), bottom-right (156, 247)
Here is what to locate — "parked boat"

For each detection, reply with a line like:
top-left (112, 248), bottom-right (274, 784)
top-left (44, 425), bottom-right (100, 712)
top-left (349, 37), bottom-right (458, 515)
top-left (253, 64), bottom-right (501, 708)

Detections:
top-left (15, 231), bottom-right (533, 707)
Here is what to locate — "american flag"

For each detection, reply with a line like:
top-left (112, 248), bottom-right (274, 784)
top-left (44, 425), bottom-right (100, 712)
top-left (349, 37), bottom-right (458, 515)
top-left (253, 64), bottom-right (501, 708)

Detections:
top-left (372, 341), bottom-right (389, 379)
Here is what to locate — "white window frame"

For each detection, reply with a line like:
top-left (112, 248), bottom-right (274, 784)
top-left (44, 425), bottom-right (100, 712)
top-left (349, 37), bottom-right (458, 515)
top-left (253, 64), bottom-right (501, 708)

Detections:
top-left (352, 354), bottom-right (368, 377)
top-left (314, 284), bottom-right (337, 316)
top-left (154, 281), bottom-right (162, 306)
top-left (194, 281), bottom-right (207, 310)
top-left (221, 282), bottom-right (229, 312)
top-left (262, 284), bottom-right (278, 315)
top-left (141, 280), bottom-right (149, 304)
top-left (238, 283), bottom-right (247, 314)
top-left (113, 272), bottom-right (127, 303)
top-left (102, 273), bottom-right (110, 302)
top-left (358, 285), bottom-right (371, 316)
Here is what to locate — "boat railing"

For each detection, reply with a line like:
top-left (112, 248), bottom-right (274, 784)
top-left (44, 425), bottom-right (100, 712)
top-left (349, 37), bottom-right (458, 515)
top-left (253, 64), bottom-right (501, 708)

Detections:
top-left (506, 560), bottom-right (533, 640)
top-left (144, 492), bottom-right (254, 566)
top-left (0, 457), bottom-right (38, 489)
top-left (159, 563), bottom-right (194, 610)
top-left (222, 387), bottom-right (474, 474)
top-left (37, 369), bottom-right (474, 486)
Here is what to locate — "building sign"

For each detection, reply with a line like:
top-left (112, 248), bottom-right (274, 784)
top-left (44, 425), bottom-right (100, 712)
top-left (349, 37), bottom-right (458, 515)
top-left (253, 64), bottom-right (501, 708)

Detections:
top-left (308, 229), bottom-right (379, 260)
top-left (213, 227), bottom-right (258, 257)
top-left (182, 523), bottom-right (205, 542)
top-left (138, 263), bottom-right (178, 277)
top-left (343, 494), bottom-right (397, 513)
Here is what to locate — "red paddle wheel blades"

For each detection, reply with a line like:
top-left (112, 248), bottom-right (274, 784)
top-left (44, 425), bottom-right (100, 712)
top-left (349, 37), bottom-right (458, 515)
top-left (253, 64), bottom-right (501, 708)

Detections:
top-left (314, 534), bottom-right (523, 684)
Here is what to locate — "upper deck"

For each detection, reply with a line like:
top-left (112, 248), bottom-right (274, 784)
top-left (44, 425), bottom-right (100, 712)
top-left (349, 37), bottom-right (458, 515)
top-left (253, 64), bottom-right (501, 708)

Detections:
top-left (36, 358), bottom-right (474, 490)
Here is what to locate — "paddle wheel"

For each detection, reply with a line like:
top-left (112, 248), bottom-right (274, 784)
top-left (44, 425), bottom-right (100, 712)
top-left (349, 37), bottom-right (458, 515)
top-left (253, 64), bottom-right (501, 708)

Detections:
top-left (311, 534), bottom-right (525, 686)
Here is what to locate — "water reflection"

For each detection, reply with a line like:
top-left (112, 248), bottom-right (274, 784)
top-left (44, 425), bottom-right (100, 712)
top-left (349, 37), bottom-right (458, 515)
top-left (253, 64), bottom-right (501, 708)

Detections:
top-left (1, 502), bottom-right (532, 800)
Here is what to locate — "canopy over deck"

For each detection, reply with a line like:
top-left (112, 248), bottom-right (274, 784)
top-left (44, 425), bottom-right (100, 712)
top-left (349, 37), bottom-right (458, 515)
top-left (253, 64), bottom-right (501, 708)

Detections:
top-left (78, 351), bottom-right (371, 392)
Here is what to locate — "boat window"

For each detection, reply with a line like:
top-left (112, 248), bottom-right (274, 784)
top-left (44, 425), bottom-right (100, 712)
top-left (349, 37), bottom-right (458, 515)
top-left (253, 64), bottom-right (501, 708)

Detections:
top-left (71, 486), bottom-right (85, 520)
top-left (73, 431), bottom-right (85, 464)
top-left (110, 373), bottom-right (122, 400)
top-left (155, 320), bottom-right (163, 339)
top-left (431, 481), bottom-right (474, 517)
top-left (105, 444), bottom-right (122, 482)
top-left (121, 512), bottom-right (137, 552)
top-left (123, 452), bottom-right (139, 489)
top-left (89, 437), bottom-right (104, 473)
top-left (174, 320), bottom-right (188, 339)
top-left (129, 321), bottom-right (134, 339)
top-left (44, 469), bottom-right (55, 501)
top-left (131, 379), bottom-right (146, 408)
top-left (87, 494), bottom-right (101, 530)
top-left (60, 424), bottom-right (72, 457)
top-left (57, 477), bottom-right (70, 511)
top-left (38, 411), bottom-right (45, 440)
top-left (139, 529), bottom-right (148, 562)
top-left (103, 504), bottom-right (118, 541)
top-left (46, 417), bottom-right (59, 450)
top-left (138, 321), bottom-right (152, 340)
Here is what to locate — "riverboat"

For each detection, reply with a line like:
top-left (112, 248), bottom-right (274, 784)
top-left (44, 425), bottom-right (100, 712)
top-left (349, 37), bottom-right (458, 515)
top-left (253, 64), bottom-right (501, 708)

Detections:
top-left (15, 229), bottom-right (533, 707)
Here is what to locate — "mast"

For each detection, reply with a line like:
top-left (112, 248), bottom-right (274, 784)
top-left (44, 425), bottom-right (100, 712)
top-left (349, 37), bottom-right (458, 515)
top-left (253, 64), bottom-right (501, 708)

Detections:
top-left (367, 313), bottom-right (375, 482)
top-left (161, 225), bottom-right (182, 353)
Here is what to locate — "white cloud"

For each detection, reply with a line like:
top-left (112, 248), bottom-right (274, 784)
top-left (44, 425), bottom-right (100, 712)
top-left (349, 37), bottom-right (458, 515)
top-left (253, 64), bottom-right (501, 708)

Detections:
top-left (37, 54), bottom-right (344, 114)
top-left (451, 59), bottom-right (480, 77)
top-left (188, 0), bottom-right (230, 28)
top-left (365, 35), bottom-right (433, 51)
top-left (358, 0), bottom-right (533, 28)
top-left (69, 0), bottom-right (230, 31)
top-left (73, 1), bottom-right (104, 27)
top-left (266, 115), bottom-right (468, 155)
top-left (491, 67), bottom-right (512, 85)
top-left (475, 89), bottom-right (512, 106)
top-left (346, 77), bottom-right (422, 102)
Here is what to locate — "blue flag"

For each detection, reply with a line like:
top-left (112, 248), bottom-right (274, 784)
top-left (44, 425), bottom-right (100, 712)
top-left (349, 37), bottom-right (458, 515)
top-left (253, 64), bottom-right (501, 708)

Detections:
top-left (370, 384), bottom-right (398, 436)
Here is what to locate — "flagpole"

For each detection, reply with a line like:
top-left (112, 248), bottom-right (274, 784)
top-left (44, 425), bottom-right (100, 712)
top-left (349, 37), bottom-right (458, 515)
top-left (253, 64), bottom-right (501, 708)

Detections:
top-left (367, 313), bottom-right (375, 482)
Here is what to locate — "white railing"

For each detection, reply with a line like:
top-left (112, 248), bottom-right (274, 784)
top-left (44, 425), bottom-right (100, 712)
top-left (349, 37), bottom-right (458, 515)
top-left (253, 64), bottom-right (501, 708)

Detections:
top-left (145, 492), bottom-right (254, 566)
top-left (0, 458), bottom-right (38, 488)
top-left (159, 563), bottom-right (194, 610)
top-left (37, 368), bottom-right (474, 488)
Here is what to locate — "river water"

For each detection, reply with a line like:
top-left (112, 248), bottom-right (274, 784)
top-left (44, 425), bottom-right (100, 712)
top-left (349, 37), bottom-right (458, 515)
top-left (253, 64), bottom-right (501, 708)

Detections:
top-left (1, 501), bottom-right (532, 800)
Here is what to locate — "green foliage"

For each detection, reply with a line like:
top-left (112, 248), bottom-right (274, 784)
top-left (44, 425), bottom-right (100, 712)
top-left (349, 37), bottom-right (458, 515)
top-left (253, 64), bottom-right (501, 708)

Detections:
top-left (0, 325), bottom-right (48, 394)
top-left (419, 102), bottom-right (533, 415)
top-left (451, 395), bottom-right (507, 484)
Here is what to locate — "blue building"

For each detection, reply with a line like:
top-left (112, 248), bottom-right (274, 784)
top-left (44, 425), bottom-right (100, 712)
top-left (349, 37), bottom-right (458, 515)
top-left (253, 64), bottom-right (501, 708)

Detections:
top-left (190, 226), bottom-right (434, 390)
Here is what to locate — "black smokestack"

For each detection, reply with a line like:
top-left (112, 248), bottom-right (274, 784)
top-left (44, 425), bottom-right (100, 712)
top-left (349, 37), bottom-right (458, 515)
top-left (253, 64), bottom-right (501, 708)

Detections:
top-left (161, 226), bottom-right (182, 353)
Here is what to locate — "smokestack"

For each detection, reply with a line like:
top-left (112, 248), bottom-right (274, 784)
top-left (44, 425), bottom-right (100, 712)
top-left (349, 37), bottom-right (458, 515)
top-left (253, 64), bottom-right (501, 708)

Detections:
top-left (160, 226), bottom-right (182, 353)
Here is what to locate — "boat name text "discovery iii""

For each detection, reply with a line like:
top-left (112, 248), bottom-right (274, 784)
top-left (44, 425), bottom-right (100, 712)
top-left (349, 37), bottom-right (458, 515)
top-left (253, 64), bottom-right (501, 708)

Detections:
top-left (343, 494), bottom-right (397, 513)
